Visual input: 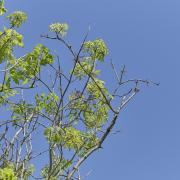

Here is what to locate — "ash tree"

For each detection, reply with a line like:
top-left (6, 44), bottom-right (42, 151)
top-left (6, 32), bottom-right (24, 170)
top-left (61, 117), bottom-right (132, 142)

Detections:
top-left (0, 1), bottom-right (158, 179)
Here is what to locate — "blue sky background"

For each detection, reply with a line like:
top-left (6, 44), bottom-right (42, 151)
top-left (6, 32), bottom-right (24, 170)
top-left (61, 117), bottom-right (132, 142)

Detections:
top-left (5, 0), bottom-right (180, 179)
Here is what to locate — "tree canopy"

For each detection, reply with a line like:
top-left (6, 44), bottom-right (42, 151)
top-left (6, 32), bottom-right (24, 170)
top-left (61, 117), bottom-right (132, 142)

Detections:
top-left (0, 1), bottom-right (157, 179)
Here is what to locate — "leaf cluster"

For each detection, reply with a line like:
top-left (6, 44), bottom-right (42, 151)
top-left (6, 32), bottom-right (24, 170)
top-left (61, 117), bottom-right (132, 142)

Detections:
top-left (0, 1), bottom-right (151, 179)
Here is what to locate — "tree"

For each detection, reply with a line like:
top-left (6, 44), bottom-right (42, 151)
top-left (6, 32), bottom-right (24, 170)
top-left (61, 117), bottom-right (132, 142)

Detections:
top-left (0, 1), bottom-right (158, 179)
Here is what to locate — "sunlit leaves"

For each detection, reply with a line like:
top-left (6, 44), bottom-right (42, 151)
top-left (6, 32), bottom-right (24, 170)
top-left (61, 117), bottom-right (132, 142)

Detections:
top-left (0, 85), bottom-right (17, 105)
top-left (78, 132), bottom-right (99, 156)
top-left (49, 23), bottom-right (68, 37)
top-left (0, 29), bottom-right (23, 63)
top-left (67, 78), bottom-right (111, 129)
top-left (7, 11), bottom-right (27, 28)
top-left (68, 91), bottom-right (85, 111)
top-left (9, 44), bottom-right (54, 84)
top-left (35, 93), bottom-right (58, 115)
top-left (41, 158), bottom-right (72, 180)
top-left (83, 103), bottom-right (109, 129)
top-left (0, 167), bottom-right (17, 180)
top-left (44, 126), bottom-right (99, 153)
top-left (0, 0), bottom-right (7, 16)
top-left (86, 79), bottom-right (109, 99)
top-left (74, 60), bottom-right (92, 79)
top-left (33, 44), bottom-right (54, 65)
top-left (73, 57), bottom-right (101, 80)
top-left (11, 101), bottom-right (35, 123)
top-left (44, 126), bottom-right (84, 150)
top-left (0, 3), bottom-right (115, 178)
top-left (83, 39), bottom-right (108, 61)
top-left (22, 44), bottom-right (54, 70)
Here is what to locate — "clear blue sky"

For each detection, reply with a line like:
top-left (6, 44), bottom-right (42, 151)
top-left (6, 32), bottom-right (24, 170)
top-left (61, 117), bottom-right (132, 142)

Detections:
top-left (6, 0), bottom-right (180, 179)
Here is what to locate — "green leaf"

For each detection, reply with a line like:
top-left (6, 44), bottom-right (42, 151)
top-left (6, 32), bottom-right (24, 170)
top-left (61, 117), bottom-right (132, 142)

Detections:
top-left (22, 78), bottom-right (29, 85)
top-left (0, 29), bottom-right (24, 63)
top-left (83, 39), bottom-right (109, 61)
top-left (49, 23), bottom-right (68, 37)
top-left (6, 11), bottom-right (27, 28)
top-left (0, 0), bottom-right (7, 16)
top-left (0, 167), bottom-right (17, 180)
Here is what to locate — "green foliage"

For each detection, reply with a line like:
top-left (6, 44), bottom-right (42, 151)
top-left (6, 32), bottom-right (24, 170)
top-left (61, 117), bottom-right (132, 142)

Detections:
top-left (83, 101), bottom-right (109, 129)
top-left (83, 39), bottom-right (109, 61)
top-left (0, 1), bottom-right (128, 179)
top-left (0, 0), bottom-right (7, 16)
top-left (41, 166), bottom-right (57, 180)
top-left (49, 23), bottom-right (68, 36)
top-left (9, 44), bottom-right (54, 84)
top-left (73, 57), bottom-right (100, 80)
top-left (35, 92), bottom-right (58, 115)
top-left (44, 126), bottom-right (99, 153)
top-left (0, 167), bottom-right (17, 180)
top-left (32, 44), bottom-right (54, 66)
top-left (11, 101), bottom-right (35, 123)
top-left (41, 158), bottom-right (72, 180)
top-left (0, 28), bottom-right (23, 63)
top-left (68, 86), bottom-right (110, 129)
top-left (0, 87), bottom-right (17, 105)
top-left (86, 78), bottom-right (112, 99)
top-left (44, 126), bottom-right (84, 150)
top-left (7, 11), bottom-right (27, 28)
